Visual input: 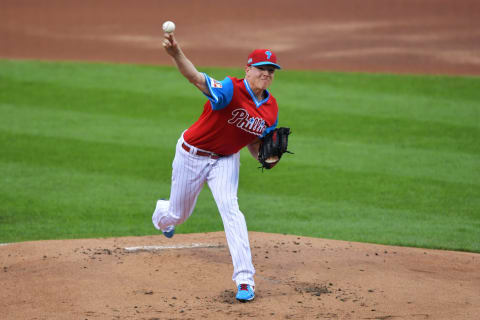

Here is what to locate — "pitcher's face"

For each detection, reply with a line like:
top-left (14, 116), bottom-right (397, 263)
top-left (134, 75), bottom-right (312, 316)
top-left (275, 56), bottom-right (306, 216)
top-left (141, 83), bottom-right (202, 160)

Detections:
top-left (245, 65), bottom-right (275, 91)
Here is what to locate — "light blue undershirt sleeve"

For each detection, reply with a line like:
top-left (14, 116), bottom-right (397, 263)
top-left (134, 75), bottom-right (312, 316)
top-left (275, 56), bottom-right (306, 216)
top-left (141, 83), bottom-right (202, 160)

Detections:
top-left (202, 73), bottom-right (234, 110)
top-left (261, 115), bottom-right (278, 138)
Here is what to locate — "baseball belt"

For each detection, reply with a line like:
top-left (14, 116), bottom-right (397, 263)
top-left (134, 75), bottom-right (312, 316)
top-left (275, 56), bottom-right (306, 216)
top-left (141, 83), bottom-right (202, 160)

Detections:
top-left (181, 143), bottom-right (223, 159)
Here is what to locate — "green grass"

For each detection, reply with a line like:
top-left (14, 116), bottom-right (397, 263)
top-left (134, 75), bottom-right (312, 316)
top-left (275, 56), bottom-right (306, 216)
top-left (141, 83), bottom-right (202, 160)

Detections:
top-left (1, 59), bottom-right (479, 252)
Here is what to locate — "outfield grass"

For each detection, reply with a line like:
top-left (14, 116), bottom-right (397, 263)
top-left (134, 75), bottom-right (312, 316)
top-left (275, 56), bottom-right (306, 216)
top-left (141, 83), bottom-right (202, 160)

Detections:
top-left (0, 59), bottom-right (479, 252)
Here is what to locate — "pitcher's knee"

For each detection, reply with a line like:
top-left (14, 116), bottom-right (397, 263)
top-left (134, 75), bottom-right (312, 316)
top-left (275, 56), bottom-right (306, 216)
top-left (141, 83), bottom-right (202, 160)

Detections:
top-left (216, 197), bottom-right (240, 210)
top-left (218, 203), bottom-right (243, 220)
top-left (159, 208), bottom-right (190, 229)
top-left (172, 214), bottom-right (188, 225)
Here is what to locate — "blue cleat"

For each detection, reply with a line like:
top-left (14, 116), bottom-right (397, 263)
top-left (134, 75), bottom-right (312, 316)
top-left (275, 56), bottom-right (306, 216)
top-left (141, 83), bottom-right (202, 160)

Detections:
top-left (162, 225), bottom-right (175, 238)
top-left (236, 284), bottom-right (255, 302)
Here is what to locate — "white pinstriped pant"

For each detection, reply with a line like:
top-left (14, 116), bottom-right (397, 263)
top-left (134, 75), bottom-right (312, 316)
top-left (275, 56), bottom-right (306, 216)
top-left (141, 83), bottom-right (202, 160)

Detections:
top-left (152, 134), bottom-right (255, 287)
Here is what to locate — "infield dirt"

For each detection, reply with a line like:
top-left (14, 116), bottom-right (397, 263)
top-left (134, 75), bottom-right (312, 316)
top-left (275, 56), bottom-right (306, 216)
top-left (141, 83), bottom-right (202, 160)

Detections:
top-left (1, 0), bottom-right (479, 319)
top-left (1, 0), bottom-right (480, 75)
top-left (1, 233), bottom-right (479, 319)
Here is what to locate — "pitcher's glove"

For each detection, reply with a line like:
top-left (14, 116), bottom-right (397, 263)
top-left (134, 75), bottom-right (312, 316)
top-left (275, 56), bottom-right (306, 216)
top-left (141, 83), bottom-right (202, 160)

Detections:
top-left (258, 127), bottom-right (293, 170)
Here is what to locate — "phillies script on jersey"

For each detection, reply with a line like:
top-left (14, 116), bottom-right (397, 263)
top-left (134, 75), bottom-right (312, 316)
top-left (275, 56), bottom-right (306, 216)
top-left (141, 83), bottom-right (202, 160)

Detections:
top-left (183, 75), bottom-right (279, 156)
top-left (227, 108), bottom-right (267, 136)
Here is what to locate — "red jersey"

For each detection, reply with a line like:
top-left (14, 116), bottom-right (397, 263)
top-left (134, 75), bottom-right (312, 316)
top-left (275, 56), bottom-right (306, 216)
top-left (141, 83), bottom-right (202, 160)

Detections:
top-left (183, 75), bottom-right (278, 155)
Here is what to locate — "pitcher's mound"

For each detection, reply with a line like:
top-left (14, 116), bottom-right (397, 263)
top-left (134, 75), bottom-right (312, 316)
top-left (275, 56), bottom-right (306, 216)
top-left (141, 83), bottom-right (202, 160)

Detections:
top-left (1, 232), bottom-right (479, 319)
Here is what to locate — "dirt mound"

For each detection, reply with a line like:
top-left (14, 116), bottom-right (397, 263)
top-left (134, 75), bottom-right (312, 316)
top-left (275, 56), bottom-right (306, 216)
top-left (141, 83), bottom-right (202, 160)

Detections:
top-left (1, 232), bottom-right (479, 319)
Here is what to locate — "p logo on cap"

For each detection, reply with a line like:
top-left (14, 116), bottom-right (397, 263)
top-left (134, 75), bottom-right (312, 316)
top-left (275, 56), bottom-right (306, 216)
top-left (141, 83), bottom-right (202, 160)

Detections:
top-left (247, 49), bottom-right (281, 69)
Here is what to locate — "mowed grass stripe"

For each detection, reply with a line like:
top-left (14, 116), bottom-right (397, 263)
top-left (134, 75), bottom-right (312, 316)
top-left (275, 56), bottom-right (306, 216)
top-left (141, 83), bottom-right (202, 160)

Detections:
top-left (0, 59), bottom-right (191, 95)
top-left (293, 137), bottom-right (480, 185)
top-left (3, 94), bottom-right (477, 155)
top-left (0, 130), bottom-right (173, 181)
top-left (239, 159), bottom-right (479, 217)
top-left (0, 103), bottom-right (183, 148)
top-left (1, 59), bottom-right (479, 252)
top-left (3, 129), bottom-right (477, 219)
top-left (2, 103), bottom-right (478, 186)
top-left (233, 193), bottom-right (480, 252)
top-left (276, 71), bottom-right (479, 128)
top-left (4, 60), bottom-right (478, 128)
top-left (0, 161), bottom-right (172, 241)
top-left (2, 158), bottom-right (477, 251)
top-left (0, 76), bottom-right (201, 123)
top-left (283, 108), bottom-right (479, 155)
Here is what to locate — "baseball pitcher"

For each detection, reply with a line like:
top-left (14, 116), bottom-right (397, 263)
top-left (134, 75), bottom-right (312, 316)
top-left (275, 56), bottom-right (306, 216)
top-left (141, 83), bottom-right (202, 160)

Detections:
top-left (152, 31), bottom-right (290, 302)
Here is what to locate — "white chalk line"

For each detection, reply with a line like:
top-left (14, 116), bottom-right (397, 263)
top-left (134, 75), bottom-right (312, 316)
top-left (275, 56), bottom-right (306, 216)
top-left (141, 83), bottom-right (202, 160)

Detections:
top-left (124, 243), bottom-right (224, 252)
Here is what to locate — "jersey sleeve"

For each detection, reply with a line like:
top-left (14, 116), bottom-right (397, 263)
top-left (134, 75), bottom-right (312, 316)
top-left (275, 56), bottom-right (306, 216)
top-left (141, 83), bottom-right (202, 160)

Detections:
top-left (202, 73), bottom-right (234, 110)
top-left (261, 115), bottom-right (278, 138)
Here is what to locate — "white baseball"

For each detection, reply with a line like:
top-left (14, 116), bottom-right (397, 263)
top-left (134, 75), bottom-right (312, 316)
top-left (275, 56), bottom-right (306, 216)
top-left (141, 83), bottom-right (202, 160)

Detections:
top-left (162, 21), bottom-right (175, 33)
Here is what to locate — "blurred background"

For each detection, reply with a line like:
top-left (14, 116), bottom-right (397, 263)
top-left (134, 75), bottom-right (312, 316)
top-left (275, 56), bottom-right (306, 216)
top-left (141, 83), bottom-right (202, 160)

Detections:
top-left (1, 0), bottom-right (480, 75)
top-left (1, 0), bottom-right (479, 251)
